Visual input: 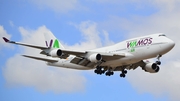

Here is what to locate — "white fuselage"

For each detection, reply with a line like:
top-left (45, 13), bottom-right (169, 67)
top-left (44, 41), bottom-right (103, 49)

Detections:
top-left (47, 34), bottom-right (175, 70)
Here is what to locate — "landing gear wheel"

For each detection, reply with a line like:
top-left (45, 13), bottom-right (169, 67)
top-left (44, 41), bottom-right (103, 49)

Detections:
top-left (102, 70), bottom-right (105, 74)
top-left (111, 72), bottom-right (114, 75)
top-left (105, 71), bottom-right (114, 76)
top-left (120, 73), bottom-right (125, 78)
top-left (94, 69), bottom-right (98, 73)
top-left (94, 66), bottom-right (106, 75)
top-left (105, 72), bottom-right (110, 76)
top-left (156, 61), bottom-right (161, 65)
top-left (123, 70), bottom-right (127, 74)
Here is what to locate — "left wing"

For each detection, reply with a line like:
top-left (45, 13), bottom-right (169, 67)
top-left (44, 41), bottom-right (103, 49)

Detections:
top-left (3, 37), bottom-right (48, 50)
top-left (2, 37), bottom-right (125, 67)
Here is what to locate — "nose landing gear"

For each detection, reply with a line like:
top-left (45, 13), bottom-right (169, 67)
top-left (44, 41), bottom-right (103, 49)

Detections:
top-left (156, 54), bottom-right (162, 65)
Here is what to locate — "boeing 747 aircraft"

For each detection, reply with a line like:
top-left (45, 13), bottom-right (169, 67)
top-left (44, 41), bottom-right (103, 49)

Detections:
top-left (2, 33), bottom-right (175, 78)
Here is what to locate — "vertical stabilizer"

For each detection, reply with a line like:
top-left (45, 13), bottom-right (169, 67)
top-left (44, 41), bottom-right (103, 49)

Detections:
top-left (44, 32), bottom-right (65, 49)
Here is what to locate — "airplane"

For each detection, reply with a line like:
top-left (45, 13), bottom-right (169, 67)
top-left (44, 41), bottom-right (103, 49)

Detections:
top-left (2, 33), bottom-right (175, 78)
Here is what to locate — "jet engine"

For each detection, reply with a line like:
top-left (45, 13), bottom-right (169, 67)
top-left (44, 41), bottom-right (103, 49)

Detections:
top-left (87, 53), bottom-right (102, 63)
top-left (49, 49), bottom-right (62, 57)
top-left (144, 62), bottom-right (160, 73)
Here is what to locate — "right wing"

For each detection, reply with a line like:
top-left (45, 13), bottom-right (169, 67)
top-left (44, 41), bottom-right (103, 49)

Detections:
top-left (114, 60), bottom-right (160, 73)
top-left (60, 50), bottom-right (125, 60)
top-left (70, 52), bottom-right (125, 68)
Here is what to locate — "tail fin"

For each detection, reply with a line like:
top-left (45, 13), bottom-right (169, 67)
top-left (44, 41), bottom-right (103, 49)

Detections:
top-left (44, 32), bottom-right (65, 49)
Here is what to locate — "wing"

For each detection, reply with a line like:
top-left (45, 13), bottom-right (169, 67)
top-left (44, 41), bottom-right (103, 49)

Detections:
top-left (114, 60), bottom-right (145, 71)
top-left (3, 37), bottom-right (125, 67)
top-left (114, 60), bottom-right (159, 74)
top-left (69, 52), bottom-right (125, 68)
top-left (61, 49), bottom-right (125, 60)
top-left (3, 37), bottom-right (48, 50)
top-left (60, 49), bottom-right (87, 57)
top-left (100, 53), bottom-right (125, 61)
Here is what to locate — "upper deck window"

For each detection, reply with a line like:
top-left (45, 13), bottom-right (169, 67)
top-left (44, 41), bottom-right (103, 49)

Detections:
top-left (159, 34), bottom-right (166, 37)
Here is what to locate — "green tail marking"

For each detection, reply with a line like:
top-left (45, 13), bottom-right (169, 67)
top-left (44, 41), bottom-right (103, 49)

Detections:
top-left (53, 39), bottom-right (60, 48)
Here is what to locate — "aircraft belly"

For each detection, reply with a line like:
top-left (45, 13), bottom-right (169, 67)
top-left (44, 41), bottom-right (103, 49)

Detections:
top-left (47, 60), bottom-right (92, 70)
top-left (101, 55), bottom-right (139, 67)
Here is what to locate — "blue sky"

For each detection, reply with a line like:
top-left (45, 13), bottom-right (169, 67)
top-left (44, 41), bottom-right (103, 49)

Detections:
top-left (1, 0), bottom-right (180, 101)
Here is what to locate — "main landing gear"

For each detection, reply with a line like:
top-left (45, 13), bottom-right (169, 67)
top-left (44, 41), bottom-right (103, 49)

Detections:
top-left (94, 66), bottom-right (105, 75)
top-left (94, 66), bottom-right (114, 76)
top-left (105, 68), bottom-right (114, 76)
top-left (120, 69), bottom-right (127, 78)
top-left (94, 66), bottom-right (128, 78)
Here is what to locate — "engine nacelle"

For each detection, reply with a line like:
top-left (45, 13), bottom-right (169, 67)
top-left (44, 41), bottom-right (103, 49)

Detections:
top-left (49, 49), bottom-right (62, 57)
top-left (87, 53), bottom-right (102, 63)
top-left (144, 62), bottom-right (160, 73)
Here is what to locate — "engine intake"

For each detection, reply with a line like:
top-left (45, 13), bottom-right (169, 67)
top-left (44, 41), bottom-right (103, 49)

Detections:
top-left (49, 49), bottom-right (62, 57)
top-left (88, 53), bottom-right (102, 63)
top-left (144, 62), bottom-right (160, 73)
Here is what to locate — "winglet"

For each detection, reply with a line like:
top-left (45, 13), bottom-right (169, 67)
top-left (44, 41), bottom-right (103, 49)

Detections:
top-left (2, 37), bottom-right (10, 42)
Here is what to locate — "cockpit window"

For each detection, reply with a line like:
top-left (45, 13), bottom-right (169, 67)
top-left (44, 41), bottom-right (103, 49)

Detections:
top-left (159, 34), bottom-right (166, 37)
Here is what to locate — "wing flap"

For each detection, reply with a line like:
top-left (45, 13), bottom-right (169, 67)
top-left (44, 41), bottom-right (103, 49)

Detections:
top-left (70, 57), bottom-right (96, 68)
top-left (101, 53), bottom-right (125, 61)
top-left (61, 49), bottom-right (86, 57)
top-left (22, 55), bottom-right (58, 62)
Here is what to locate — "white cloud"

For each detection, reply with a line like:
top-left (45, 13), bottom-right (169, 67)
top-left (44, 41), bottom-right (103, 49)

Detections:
top-left (3, 54), bottom-right (86, 93)
top-left (65, 21), bottom-right (114, 50)
top-left (127, 60), bottom-right (180, 101)
top-left (102, 30), bottom-right (114, 46)
top-left (3, 26), bottom-right (86, 93)
top-left (29, 0), bottom-right (81, 13)
top-left (0, 25), bottom-right (11, 49)
top-left (9, 20), bottom-right (14, 27)
top-left (91, 0), bottom-right (180, 12)
top-left (90, 0), bottom-right (124, 4)
top-left (147, 0), bottom-right (180, 11)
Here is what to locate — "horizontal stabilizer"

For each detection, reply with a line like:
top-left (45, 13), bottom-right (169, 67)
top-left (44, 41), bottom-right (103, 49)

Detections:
top-left (3, 37), bottom-right (10, 42)
top-left (22, 55), bottom-right (58, 62)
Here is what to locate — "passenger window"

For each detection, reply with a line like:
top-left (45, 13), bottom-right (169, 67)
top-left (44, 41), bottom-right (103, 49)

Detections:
top-left (159, 34), bottom-right (166, 37)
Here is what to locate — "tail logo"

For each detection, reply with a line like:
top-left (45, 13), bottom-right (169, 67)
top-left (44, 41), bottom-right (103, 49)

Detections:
top-left (46, 39), bottom-right (60, 48)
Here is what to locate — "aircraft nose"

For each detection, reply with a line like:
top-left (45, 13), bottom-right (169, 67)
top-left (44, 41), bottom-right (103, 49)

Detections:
top-left (168, 39), bottom-right (175, 49)
top-left (159, 38), bottom-right (175, 55)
